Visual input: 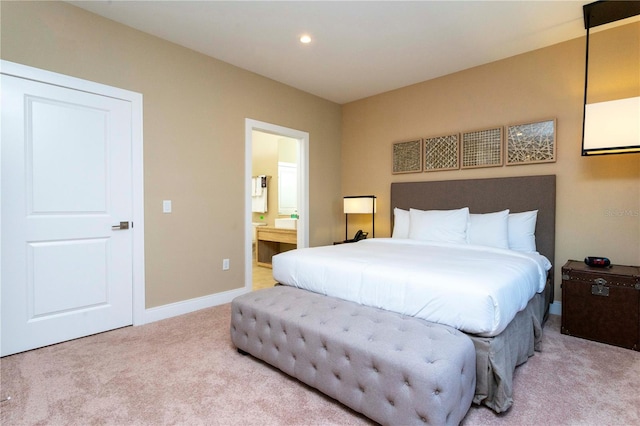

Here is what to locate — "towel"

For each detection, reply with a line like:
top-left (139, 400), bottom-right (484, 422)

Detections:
top-left (252, 175), bottom-right (267, 213)
top-left (251, 177), bottom-right (263, 196)
top-left (252, 187), bottom-right (268, 213)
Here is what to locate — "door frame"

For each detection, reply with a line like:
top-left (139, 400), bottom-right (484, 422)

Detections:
top-left (245, 119), bottom-right (309, 290)
top-left (0, 60), bottom-right (146, 325)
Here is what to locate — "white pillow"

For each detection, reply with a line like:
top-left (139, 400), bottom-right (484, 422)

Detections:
top-left (409, 207), bottom-right (469, 244)
top-left (508, 210), bottom-right (538, 252)
top-left (467, 210), bottom-right (510, 249)
top-left (392, 208), bottom-right (410, 239)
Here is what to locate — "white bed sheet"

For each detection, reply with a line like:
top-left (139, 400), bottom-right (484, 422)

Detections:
top-left (272, 238), bottom-right (551, 337)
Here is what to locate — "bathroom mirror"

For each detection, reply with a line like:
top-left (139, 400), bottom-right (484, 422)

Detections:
top-left (278, 162), bottom-right (297, 215)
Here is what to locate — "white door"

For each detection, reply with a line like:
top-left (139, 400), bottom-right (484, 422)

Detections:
top-left (1, 73), bottom-right (134, 356)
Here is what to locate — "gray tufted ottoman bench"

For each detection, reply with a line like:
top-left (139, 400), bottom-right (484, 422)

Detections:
top-left (230, 286), bottom-right (476, 426)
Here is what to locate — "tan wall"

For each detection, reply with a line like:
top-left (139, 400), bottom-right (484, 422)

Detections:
top-left (279, 137), bottom-right (298, 164)
top-left (251, 132), bottom-right (279, 226)
top-left (0, 1), bottom-right (343, 308)
top-left (342, 22), bottom-right (640, 303)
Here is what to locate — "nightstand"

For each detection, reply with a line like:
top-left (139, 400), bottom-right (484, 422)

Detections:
top-left (561, 260), bottom-right (640, 351)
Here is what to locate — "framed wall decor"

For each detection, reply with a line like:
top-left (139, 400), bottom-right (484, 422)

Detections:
top-left (423, 133), bottom-right (460, 172)
top-left (461, 127), bottom-right (503, 169)
top-left (506, 119), bottom-right (556, 165)
top-left (392, 139), bottom-right (423, 174)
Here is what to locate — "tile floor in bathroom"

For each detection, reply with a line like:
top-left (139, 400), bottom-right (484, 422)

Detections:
top-left (252, 243), bottom-right (278, 291)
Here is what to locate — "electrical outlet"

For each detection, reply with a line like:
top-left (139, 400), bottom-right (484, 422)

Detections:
top-left (222, 258), bottom-right (230, 270)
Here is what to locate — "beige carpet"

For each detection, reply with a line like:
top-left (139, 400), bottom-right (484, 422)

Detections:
top-left (1, 304), bottom-right (638, 425)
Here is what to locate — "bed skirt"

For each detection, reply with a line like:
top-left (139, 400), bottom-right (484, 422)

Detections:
top-left (468, 291), bottom-right (545, 413)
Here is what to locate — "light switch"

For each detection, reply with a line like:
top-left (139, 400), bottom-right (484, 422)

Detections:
top-left (163, 200), bottom-right (172, 213)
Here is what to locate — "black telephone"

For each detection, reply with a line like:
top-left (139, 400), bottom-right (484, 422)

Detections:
top-left (345, 230), bottom-right (368, 243)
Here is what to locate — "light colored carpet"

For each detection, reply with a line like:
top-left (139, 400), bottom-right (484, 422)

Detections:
top-left (1, 304), bottom-right (638, 425)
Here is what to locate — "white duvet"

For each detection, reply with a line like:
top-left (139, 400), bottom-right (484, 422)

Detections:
top-left (272, 238), bottom-right (551, 337)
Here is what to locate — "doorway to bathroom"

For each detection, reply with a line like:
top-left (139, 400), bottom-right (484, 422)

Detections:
top-left (245, 119), bottom-right (309, 291)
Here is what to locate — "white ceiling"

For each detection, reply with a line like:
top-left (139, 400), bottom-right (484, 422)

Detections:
top-left (69, 1), bottom-right (591, 104)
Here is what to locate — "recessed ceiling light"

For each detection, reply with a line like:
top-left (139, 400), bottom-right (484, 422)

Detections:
top-left (300, 35), bottom-right (312, 44)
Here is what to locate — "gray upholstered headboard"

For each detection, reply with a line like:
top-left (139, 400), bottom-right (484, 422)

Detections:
top-left (390, 175), bottom-right (556, 287)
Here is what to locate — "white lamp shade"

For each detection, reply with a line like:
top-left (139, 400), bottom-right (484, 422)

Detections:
top-left (343, 197), bottom-right (377, 214)
top-left (583, 96), bottom-right (640, 155)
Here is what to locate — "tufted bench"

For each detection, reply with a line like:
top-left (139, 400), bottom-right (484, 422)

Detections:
top-left (230, 286), bottom-right (476, 426)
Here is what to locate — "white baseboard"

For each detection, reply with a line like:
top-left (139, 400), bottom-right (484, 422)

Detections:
top-left (140, 286), bottom-right (250, 325)
top-left (549, 301), bottom-right (562, 316)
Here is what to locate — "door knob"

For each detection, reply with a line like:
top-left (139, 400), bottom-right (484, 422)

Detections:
top-left (112, 221), bottom-right (130, 230)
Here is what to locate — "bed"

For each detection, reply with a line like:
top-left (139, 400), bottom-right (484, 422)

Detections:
top-left (272, 175), bottom-right (556, 413)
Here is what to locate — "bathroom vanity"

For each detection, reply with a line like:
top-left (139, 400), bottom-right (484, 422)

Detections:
top-left (256, 226), bottom-right (297, 268)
